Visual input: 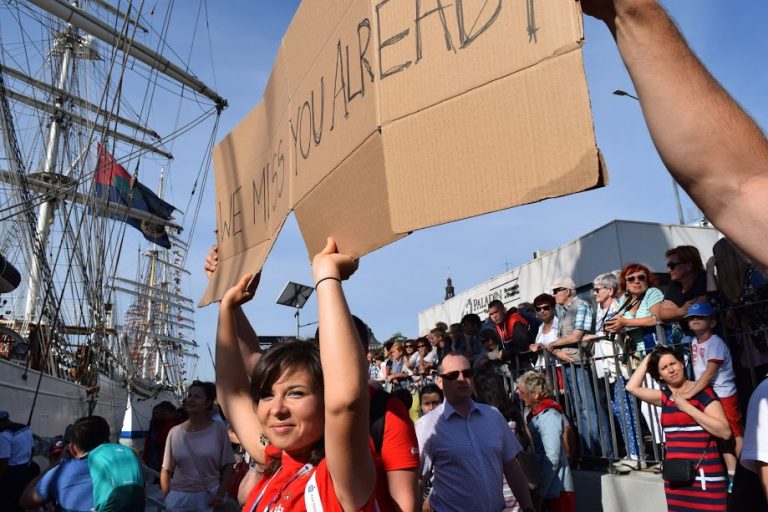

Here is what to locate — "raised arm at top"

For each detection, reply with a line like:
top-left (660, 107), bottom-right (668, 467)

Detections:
top-left (583, 0), bottom-right (768, 271)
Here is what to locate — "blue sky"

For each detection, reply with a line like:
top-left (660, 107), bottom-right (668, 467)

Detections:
top-left (4, 2), bottom-right (765, 382)
top-left (181, 1), bottom-right (768, 381)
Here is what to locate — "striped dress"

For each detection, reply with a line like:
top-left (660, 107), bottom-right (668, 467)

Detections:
top-left (661, 387), bottom-right (727, 511)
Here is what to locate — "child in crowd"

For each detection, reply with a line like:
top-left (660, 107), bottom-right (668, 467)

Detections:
top-left (418, 384), bottom-right (443, 417)
top-left (682, 302), bottom-right (742, 491)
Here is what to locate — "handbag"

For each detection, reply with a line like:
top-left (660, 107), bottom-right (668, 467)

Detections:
top-left (181, 426), bottom-right (241, 512)
top-left (517, 449), bottom-right (541, 490)
top-left (661, 438), bottom-right (713, 484)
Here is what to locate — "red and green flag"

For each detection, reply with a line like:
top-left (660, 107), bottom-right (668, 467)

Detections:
top-left (94, 144), bottom-right (175, 249)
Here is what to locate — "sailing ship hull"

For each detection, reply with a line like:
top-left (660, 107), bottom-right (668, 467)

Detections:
top-left (120, 387), bottom-right (179, 439)
top-left (0, 358), bottom-right (128, 439)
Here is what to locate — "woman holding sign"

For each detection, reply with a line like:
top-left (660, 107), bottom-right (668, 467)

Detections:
top-left (216, 238), bottom-right (376, 511)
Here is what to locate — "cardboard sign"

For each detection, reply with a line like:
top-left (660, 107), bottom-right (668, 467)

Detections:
top-left (200, 0), bottom-right (606, 306)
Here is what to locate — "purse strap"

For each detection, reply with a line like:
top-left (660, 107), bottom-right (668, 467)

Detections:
top-left (181, 426), bottom-right (216, 499)
top-left (694, 437), bottom-right (714, 470)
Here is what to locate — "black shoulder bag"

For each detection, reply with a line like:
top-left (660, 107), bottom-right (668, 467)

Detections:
top-left (661, 437), bottom-right (714, 484)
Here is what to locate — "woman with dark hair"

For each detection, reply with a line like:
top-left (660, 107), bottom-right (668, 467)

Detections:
top-left (161, 381), bottom-right (234, 511)
top-left (660, 245), bottom-right (708, 323)
top-left (216, 238), bottom-right (376, 511)
top-left (530, 293), bottom-right (559, 370)
top-left (626, 346), bottom-right (731, 511)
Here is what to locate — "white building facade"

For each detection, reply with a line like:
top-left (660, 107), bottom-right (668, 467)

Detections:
top-left (418, 220), bottom-right (721, 331)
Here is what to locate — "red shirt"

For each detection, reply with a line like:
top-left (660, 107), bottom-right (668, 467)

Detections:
top-left (243, 446), bottom-right (376, 512)
top-left (368, 387), bottom-right (419, 511)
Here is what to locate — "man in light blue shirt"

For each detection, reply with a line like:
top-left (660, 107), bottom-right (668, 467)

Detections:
top-left (415, 353), bottom-right (534, 512)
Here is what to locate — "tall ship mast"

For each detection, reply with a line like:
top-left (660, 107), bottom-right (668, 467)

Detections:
top-left (0, 0), bottom-right (225, 439)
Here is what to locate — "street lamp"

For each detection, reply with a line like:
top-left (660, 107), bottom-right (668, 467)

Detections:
top-left (276, 282), bottom-right (315, 339)
top-left (612, 89), bottom-right (686, 224)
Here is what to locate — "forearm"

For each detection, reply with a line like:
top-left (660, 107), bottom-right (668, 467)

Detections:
top-left (318, 280), bottom-right (366, 413)
top-left (216, 303), bottom-right (265, 460)
top-left (19, 473), bottom-right (45, 508)
top-left (550, 332), bottom-right (581, 348)
top-left (503, 459), bottom-right (534, 510)
top-left (658, 301), bottom-right (685, 322)
top-left (217, 464), bottom-right (234, 496)
top-left (235, 307), bottom-right (262, 377)
top-left (683, 405), bottom-right (731, 440)
top-left (625, 357), bottom-right (648, 394)
top-left (216, 305), bottom-right (251, 399)
top-left (759, 463), bottom-right (768, 501)
top-left (611, 1), bottom-right (768, 268)
top-left (160, 468), bottom-right (172, 495)
top-left (386, 469), bottom-right (419, 512)
top-left (688, 367), bottom-right (717, 397)
top-left (623, 315), bottom-right (658, 328)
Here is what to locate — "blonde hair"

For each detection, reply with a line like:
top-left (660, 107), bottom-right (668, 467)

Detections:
top-left (516, 371), bottom-right (552, 400)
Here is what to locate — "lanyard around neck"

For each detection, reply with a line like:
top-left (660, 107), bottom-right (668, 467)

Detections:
top-left (250, 462), bottom-right (314, 512)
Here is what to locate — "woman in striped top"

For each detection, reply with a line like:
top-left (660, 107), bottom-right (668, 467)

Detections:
top-left (626, 346), bottom-right (732, 511)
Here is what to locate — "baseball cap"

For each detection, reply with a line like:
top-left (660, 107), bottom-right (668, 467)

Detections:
top-left (550, 277), bottom-right (576, 291)
top-left (685, 302), bottom-right (716, 318)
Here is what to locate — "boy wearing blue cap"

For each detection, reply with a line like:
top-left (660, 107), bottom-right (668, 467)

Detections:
top-left (681, 302), bottom-right (742, 492)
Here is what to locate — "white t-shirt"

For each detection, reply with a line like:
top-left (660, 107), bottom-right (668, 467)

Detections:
top-left (741, 377), bottom-right (768, 472)
top-left (691, 334), bottom-right (737, 398)
top-left (534, 317), bottom-right (559, 369)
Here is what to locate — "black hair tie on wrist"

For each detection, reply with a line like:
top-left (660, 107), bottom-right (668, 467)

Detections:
top-left (315, 276), bottom-right (341, 287)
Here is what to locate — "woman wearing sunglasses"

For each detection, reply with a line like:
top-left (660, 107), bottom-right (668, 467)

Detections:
top-left (530, 294), bottom-right (559, 370)
top-left (604, 263), bottom-right (665, 355)
top-left (605, 263), bottom-right (667, 452)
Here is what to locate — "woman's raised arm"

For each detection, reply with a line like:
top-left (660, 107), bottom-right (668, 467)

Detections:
top-left (216, 273), bottom-right (266, 465)
top-left (313, 237), bottom-right (375, 511)
top-left (625, 354), bottom-right (662, 407)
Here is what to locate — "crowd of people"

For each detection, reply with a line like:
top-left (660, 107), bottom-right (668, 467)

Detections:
top-left (200, 232), bottom-right (768, 512)
top-left (5, 0), bottom-right (768, 510)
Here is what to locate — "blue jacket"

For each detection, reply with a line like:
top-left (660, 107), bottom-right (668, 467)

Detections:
top-left (527, 400), bottom-right (574, 499)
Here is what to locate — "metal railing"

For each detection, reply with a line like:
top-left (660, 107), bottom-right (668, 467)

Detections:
top-left (496, 309), bottom-right (767, 472)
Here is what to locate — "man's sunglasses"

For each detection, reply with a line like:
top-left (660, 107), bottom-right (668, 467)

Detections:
top-left (626, 274), bottom-right (647, 283)
top-left (535, 305), bottom-right (551, 312)
top-left (439, 369), bottom-right (474, 381)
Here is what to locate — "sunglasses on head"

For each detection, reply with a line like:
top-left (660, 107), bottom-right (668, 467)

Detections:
top-left (535, 305), bottom-right (551, 312)
top-left (626, 274), bottom-right (647, 283)
top-left (667, 260), bottom-right (683, 270)
top-left (439, 368), bottom-right (474, 381)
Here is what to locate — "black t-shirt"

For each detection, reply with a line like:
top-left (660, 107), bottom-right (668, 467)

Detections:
top-left (663, 271), bottom-right (707, 306)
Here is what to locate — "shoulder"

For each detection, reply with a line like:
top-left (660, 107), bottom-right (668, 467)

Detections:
top-left (416, 405), bottom-right (444, 432)
top-left (645, 287), bottom-right (664, 303)
top-left (693, 386), bottom-right (719, 407)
